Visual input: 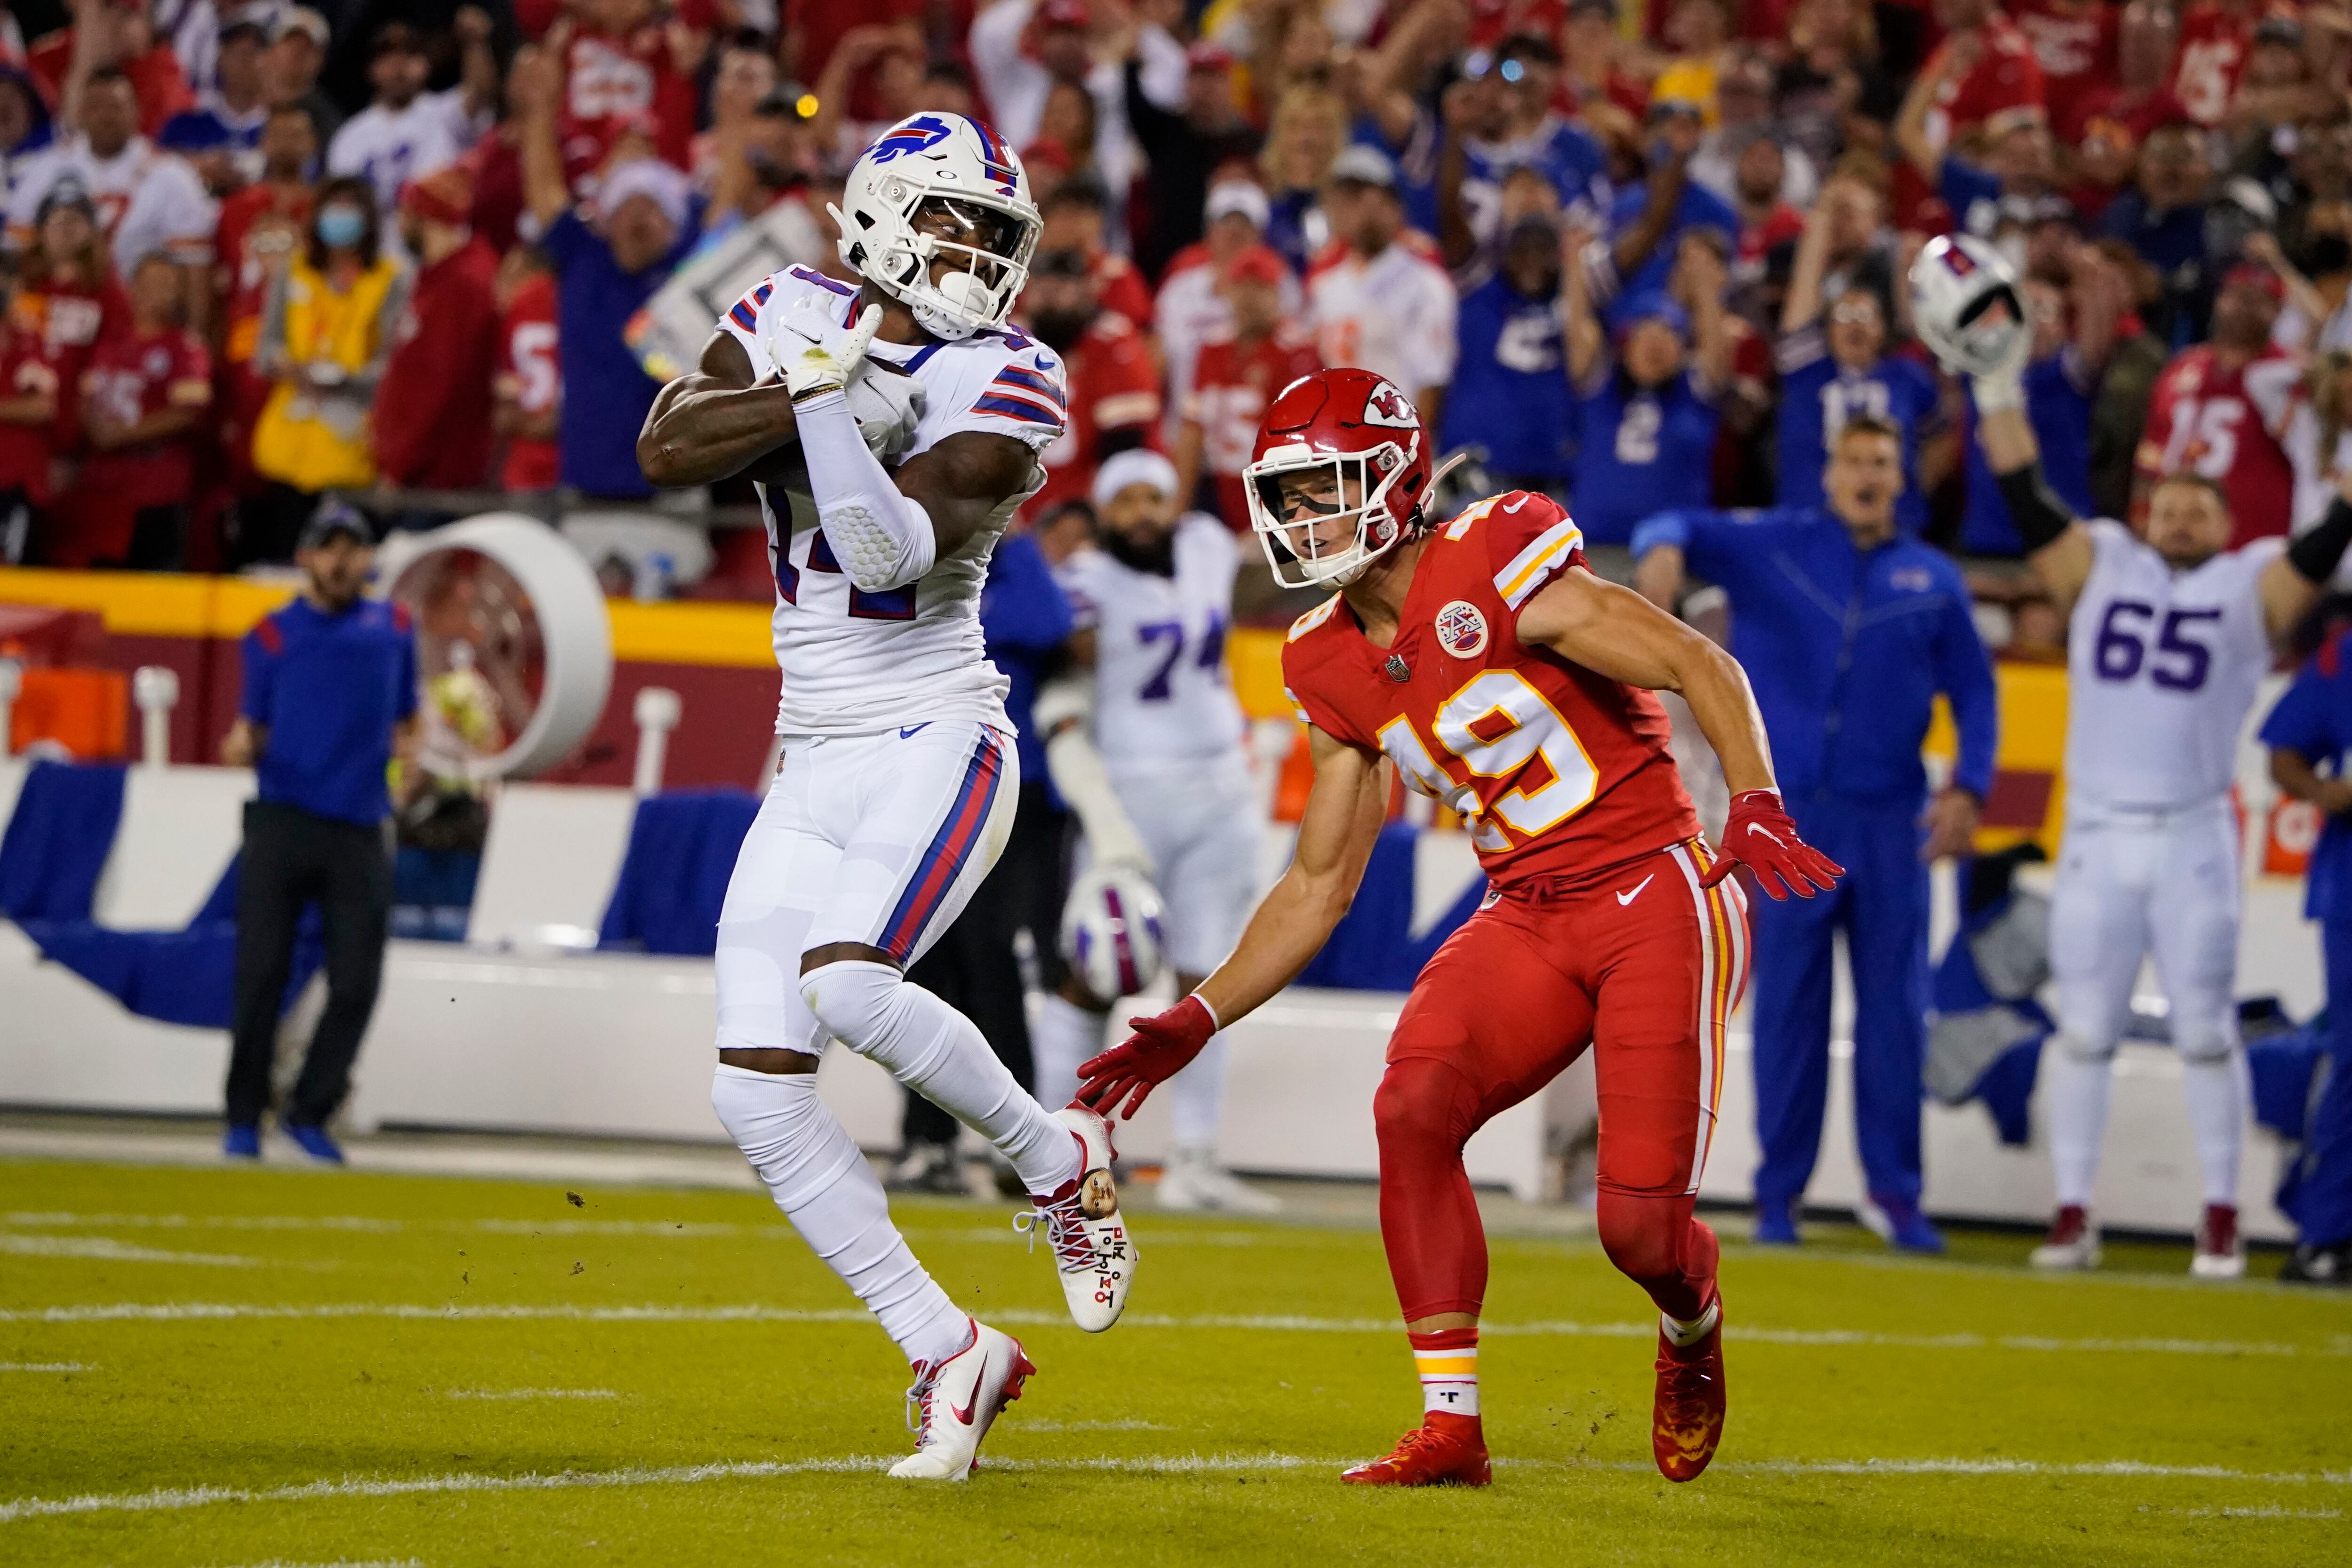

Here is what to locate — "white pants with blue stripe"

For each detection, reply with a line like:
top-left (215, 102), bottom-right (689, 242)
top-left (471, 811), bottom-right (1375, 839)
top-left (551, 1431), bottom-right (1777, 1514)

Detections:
top-left (716, 721), bottom-right (1019, 1058)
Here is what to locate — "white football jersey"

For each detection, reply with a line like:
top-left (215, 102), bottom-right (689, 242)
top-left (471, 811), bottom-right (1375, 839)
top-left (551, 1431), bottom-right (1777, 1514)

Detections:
top-left (6, 137), bottom-right (217, 275)
top-left (1057, 513), bottom-right (1247, 769)
top-left (2064, 519), bottom-right (2283, 812)
top-left (326, 90), bottom-right (479, 213)
top-left (717, 264), bottom-right (1068, 735)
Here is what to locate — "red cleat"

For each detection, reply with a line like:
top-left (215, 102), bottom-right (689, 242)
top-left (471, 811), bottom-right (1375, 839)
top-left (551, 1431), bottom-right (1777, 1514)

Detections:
top-left (1652, 1303), bottom-right (1727, 1482)
top-left (1341, 1411), bottom-right (1491, 1487)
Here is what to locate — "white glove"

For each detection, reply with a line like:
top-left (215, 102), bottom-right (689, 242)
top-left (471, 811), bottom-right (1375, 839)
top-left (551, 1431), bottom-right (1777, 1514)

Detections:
top-left (769, 294), bottom-right (880, 403)
top-left (844, 363), bottom-right (926, 460)
top-left (1970, 318), bottom-right (2033, 416)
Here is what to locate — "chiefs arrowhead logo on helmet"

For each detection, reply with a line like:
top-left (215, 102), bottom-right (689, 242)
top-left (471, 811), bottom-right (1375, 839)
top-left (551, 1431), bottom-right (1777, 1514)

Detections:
top-left (1360, 379), bottom-right (1417, 429)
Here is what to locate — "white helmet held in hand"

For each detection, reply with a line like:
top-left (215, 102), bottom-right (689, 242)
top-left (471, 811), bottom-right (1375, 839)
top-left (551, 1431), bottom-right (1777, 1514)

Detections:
top-left (1909, 233), bottom-right (2030, 379)
top-left (829, 113), bottom-right (1041, 342)
top-left (1060, 865), bottom-right (1167, 1002)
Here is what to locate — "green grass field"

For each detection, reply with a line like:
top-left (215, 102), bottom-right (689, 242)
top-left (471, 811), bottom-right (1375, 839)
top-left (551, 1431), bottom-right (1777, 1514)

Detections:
top-left (2, 1155), bottom-right (2348, 1567)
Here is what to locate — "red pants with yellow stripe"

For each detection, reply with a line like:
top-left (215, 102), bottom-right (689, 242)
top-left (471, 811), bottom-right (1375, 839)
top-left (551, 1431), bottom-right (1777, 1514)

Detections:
top-left (1377, 839), bottom-right (1750, 1322)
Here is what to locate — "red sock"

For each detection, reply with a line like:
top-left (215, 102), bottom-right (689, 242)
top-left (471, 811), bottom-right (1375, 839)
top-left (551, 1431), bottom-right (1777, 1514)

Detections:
top-left (1408, 1326), bottom-right (1479, 1418)
top-left (1597, 1190), bottom-right (1719, 1324)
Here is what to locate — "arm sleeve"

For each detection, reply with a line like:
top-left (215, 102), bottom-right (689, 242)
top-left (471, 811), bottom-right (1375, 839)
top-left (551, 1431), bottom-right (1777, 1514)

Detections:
top-left (1937, 581), bottom-right (2001, 800)
top-left (1994, 461), bottom-right (2080, 551)
top-left (1632, 506), bottom-right (1755, 588)
top-left (796, 387), bottom-right (937, 591)
top-left (238, 626), bottom-right (278, 723)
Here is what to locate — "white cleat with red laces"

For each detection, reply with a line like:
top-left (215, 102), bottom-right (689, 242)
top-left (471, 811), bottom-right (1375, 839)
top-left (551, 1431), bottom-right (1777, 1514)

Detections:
top-left (1014, 1105), bottom-right (1136, 1332)
top-left (889, 1317), bottom-right (1035, 1480)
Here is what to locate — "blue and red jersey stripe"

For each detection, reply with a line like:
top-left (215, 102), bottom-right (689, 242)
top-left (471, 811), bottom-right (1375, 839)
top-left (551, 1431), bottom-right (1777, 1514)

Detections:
top-left (879, 731), bottom-right (1007, 960)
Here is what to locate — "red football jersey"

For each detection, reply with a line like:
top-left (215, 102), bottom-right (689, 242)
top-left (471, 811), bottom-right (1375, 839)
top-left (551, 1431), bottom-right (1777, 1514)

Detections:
top-left (498, 272), bottom-right (562, 493)
top-left (1031, 312), bottom-right (1161, 514)
top-left (1184, 326), bottom-right (1322, 531)
top-left (1927, 15), bottom-right (2048, 143)
top-left (2134, 344), bottom-right (2299, 544)
top-left (2171, 0), bottom-right (2251, 126)
top-left (0, 328), bottom-right (58, 497)
top-left (1281, 492), bottom-right (1701, 890)
top-left (2010, 0), bottom-right (2118, 134)
top-left (77, 323), bottom-right (210, 508)
top-left (559, 24), bottom-right (699, 179)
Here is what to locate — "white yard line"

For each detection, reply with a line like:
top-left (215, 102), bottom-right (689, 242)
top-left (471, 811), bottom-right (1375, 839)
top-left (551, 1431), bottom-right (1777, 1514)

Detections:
top-left (0, 1362), bottom-right (88, 1372)
top-left (445, 1389), bottom-right (619, 1400)
top-left (5, 1452), bottom-right (2347, 1524)
top-left (0, 1300), bottom-right (2334, 1360)
top-left (0, 1236), bottom-right (258, 1267)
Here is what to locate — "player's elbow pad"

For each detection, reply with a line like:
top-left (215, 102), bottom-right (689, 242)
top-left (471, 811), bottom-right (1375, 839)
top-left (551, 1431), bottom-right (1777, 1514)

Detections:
top-left (1994, 462), bottom-right (2075, 553)
top-left (820, 494), bottom-right (937, 592)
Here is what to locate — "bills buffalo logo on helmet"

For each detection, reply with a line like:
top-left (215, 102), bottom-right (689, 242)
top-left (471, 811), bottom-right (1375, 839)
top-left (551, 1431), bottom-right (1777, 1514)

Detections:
top-left (871, 115), bottom-right (955, 163)
top-left (1361, 379), bottom-right (1418, 429)
top-left (1434, 599), bottom-right (1489, 658)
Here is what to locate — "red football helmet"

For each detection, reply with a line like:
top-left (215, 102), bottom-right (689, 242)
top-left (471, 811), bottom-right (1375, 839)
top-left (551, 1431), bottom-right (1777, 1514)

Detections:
top-left (1243, 368), bottom-right (1432, 588)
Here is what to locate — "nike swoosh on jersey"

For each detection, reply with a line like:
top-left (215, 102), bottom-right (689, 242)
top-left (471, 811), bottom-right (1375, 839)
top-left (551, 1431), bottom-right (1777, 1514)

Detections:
top-left (900, 724), bottom-right (932, 738)
top-left (1616, 873), bottom-right (1656, 907)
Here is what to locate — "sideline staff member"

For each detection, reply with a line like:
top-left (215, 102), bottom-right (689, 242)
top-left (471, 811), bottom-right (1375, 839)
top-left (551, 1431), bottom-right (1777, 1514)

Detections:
top-left (220, 501), bottom-right (417, 1161)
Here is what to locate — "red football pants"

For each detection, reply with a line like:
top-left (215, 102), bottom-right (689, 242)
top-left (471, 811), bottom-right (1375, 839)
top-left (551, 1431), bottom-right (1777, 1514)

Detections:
top-left (1376, 840), bottom-right (1749, 1323)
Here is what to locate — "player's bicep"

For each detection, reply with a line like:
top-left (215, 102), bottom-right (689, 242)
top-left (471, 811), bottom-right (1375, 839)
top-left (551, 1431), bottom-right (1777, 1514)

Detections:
top-left (2027, 525), bottom-right (2096, 613)
top-left (893, 430), bottom-right (1039, 555)
top-left (1514, 565), bottom-right (1692, 690)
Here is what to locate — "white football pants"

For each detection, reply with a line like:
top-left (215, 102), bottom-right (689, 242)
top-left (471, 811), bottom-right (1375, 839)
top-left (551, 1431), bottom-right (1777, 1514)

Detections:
top-left (2045, 797), bottom-right (2246, 1210)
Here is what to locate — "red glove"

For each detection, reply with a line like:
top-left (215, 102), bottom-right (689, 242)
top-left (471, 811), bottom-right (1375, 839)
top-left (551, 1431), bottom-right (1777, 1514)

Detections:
top-left (1701, 789), bottom-right (1844, 900)
top-left (1077, 994), bottom-right (1218, 1119)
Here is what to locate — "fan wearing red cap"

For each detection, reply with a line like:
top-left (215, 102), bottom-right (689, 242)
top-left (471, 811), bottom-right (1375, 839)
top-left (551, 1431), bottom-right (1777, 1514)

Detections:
top-left (2133, 257), bottom-right (2299, 546)
top-left (1084, 368), bottom-right (1839, 1488)
top-left (1173, 243), bottom-right (1321, 532)
top-left (373, 163), bottom-right (501, 490)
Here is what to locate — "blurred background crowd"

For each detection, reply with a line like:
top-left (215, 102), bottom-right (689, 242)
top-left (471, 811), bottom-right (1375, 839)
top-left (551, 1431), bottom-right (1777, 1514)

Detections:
top-left (0, 0), bottom-right (2347, 632)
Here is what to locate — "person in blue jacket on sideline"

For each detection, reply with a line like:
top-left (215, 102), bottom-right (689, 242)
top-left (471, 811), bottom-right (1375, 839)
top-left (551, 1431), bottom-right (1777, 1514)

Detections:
top-left (1632, 413), bottom-right (2000, 1253)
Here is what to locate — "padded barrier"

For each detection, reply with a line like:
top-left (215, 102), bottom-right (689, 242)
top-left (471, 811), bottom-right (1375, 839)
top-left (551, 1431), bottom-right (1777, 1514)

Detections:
top-left (598, 788), bottom-right (763, 956)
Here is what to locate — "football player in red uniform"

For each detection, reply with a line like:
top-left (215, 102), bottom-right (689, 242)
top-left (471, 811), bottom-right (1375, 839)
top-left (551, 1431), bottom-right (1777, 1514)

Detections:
top-left (1078, 368), bottom-right (1841, 1487)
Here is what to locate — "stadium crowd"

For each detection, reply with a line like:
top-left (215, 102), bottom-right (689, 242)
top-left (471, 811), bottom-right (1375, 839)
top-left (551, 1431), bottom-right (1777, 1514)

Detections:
top-left (0, 0), bottom-right (2343, 605)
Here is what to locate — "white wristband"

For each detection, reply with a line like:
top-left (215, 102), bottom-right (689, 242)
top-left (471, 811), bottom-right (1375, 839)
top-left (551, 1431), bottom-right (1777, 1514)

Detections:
top-left (1189, 993), bottom-right (1222, 1031)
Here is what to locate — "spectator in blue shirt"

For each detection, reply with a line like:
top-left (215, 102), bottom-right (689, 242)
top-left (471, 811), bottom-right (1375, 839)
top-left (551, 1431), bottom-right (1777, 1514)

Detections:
top-left (1776, 179), bottom-right (1945, 533)
top-left (1433, 33), bottom-right (1609, 285)
top-left (891, 519), bottom-right (1077, 1192)
top-left (1440, 212), bottom-right (1577, 494)
top-left (2262, 608), bottom-right (2352, 1284)
top-left (1632, 414), bottom-right (2000, 1255)
top-left (1961, 258), bottom-right (2125, 554)
top-left (1564, 233), bottom-right (1729, 544)
top-left (219, 501), bottom-right (418, 1164)
top-left (2098, 121), bottom-right (2217, 347)
top-left (515, 47), bottom-right (699, 502)
top-left (1594, 98), bottom-right (1737, 310)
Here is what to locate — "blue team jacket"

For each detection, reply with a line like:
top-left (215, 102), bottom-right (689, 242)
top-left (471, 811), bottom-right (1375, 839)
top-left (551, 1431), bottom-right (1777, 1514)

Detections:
top-left (1631, 506), bottom-right (2000, 807)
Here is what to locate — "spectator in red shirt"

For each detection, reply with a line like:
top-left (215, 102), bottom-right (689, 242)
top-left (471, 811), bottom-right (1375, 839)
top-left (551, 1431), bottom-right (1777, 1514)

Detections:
top-left (2012, 0), bottom-right (2121, 140)
top-left (551, 0), bottom-right (706, 181)
top-left (1022, 247), bottom-right (1162, 514)
top-left (373, 165), bottom-right (499, 496)
top-left (1173, 244), bottom-right (1321, 530)
top-left (1037, 176), bottom-right (1154, 328)
top-left (1922, 0), bottom-right (2048, 147)
top-left (61, 251), bottom-right (210, 568)
top-left (2134, 261), bottom-right (2302, 543)
top-left (493, 246), bottom-right (559, 494)
top-left (2172, 0), bottom-right (2259, 127)
top-left (13, 180), bottom-right (126, 485)
top-left (0, 272), bottom-right (61, 558)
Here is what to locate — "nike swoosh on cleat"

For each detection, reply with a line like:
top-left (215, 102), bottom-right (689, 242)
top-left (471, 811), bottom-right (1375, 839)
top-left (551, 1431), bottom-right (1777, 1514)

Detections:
top-left (948, 1363), bottom-right (983, 1426)
top-left (900, 724), bottom-right (931, 739)
top-left (1616, 873), bottom-right (1655, 907)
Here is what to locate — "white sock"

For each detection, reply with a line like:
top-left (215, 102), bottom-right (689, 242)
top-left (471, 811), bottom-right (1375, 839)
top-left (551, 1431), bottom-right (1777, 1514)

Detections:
top-left (803, 960), bottom-right (1077, 1195)
top-left (1168, 1030), bottom-right (1230, 1149)
top-left (711, 1063), bottom-right (967, 1367)
top-left (1410, 1333), bottom-right (1479, 1417)
top-left (2044, 1048), bottom-right (2114, 1209)
top-left (1662, 1300), bottom-right (1720, 1349)
top-left (2181, 1052), bottom-right (2247, 1208)
top-left (1030, 992), bottom-right (1105, 1113)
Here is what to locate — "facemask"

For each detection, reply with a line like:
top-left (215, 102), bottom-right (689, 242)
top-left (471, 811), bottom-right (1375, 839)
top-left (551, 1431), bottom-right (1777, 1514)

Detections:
top-left (316, 207), bottom-right (366, 248)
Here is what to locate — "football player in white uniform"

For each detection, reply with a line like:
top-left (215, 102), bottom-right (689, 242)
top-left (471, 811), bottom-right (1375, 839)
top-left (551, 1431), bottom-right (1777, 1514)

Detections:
top-left (639, 111), bottom-right (1136, 1480)
top-left (1030, 450), bottom-right (1278, 1212)
top-left (1914, 235), bottom-right (2352, 1277)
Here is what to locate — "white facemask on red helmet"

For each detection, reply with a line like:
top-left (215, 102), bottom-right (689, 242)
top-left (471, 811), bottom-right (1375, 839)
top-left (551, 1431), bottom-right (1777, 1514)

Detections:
top-left (1242, 368), bottom-right (1432, 589)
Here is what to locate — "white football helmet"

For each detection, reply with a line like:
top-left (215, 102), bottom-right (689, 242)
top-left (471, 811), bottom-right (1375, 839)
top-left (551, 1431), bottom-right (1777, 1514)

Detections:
top-left (1060, 865), bottom-right (1167, 1002)
top-left (830, 113), bottom-right (1041, 342)
top-left (1909, 233), bottom-right (2030, 379)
